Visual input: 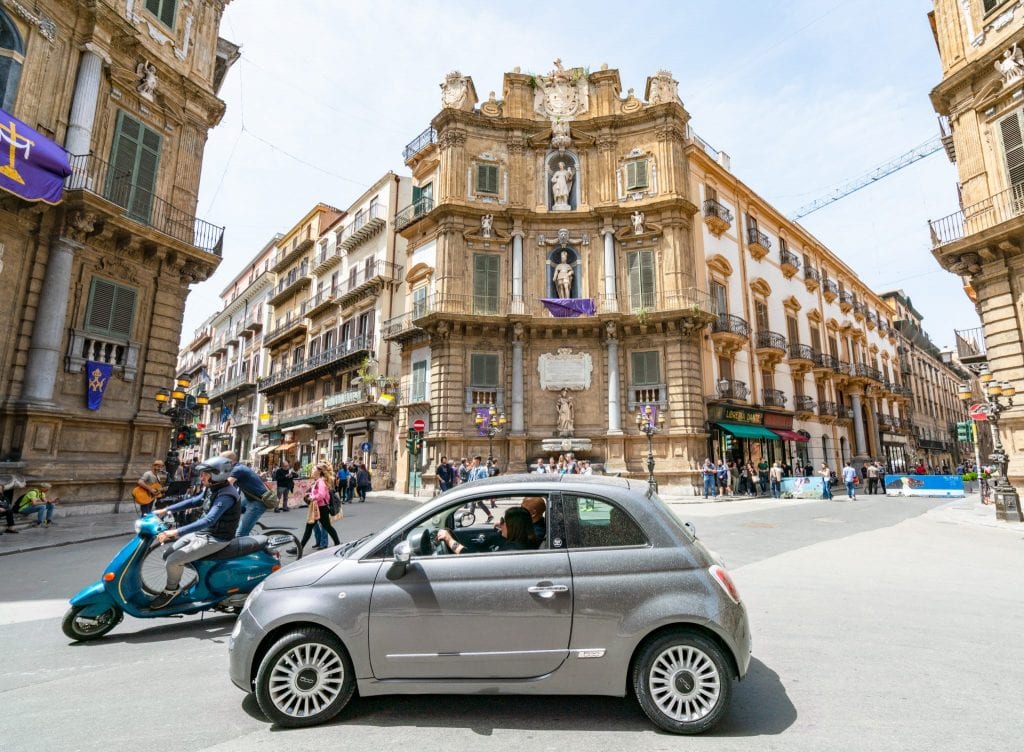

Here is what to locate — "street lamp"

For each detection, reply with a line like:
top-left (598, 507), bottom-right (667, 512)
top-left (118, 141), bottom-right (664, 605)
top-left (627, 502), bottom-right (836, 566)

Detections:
top-left (635, 405), bottom-right (665, 493)
top-left (958, 377), bottom-right (1020, 522)
top-left (475, 404), bottom-right (507, 463)
top-left (154, 376), bottom-right (209, 477)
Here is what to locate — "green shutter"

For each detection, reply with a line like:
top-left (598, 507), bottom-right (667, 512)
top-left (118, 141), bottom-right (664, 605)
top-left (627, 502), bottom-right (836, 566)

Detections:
top-left (473, 253), bottom-right (499, 314)
top-left (146, 0), bottom-right (176, 28)
top-left (477, 164), bottom-right (498, 194)
top-left (626, 159), bottom-right (648, 190)
top-left (412, 361), bottom-right (427, 401)
top-left (470, 354), bottom-right (499, 387)
top-left (86, 277), bottom-right (137, 339)
top-left (631, 351), bottom-right (660, 385)
top-left (627, 251), bottom-right (655, 310)
top-left (999, 108), bottom-right (1024, 187)
top-left (87, 279), bottom-right (116, 331)
top-left (110, 286), bottom-right (137, 337)
top-left (107, 111), bottom-right (161, 223)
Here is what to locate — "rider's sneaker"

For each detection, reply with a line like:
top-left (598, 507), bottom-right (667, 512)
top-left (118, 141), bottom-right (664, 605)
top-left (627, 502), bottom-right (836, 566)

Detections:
top-left (149, 588), bottom-right (180, 610)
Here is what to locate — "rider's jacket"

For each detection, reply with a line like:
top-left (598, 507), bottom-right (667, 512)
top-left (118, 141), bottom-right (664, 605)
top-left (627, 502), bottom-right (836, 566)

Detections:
top-left (204, 483), bottom-right (241, 541)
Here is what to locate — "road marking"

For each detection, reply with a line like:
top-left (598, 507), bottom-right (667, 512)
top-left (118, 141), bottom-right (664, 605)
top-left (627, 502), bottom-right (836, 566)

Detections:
top-left (0, 599), bottom-right (69, 626)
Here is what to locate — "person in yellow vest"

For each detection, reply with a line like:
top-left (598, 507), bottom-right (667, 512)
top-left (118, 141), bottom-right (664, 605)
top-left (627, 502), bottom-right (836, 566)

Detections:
top-left (16, 482), bottom-right (58, 526)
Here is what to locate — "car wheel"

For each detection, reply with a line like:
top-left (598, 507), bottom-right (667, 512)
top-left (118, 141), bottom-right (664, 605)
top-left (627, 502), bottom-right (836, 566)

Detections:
top-left (632, 630), bottom-right (733, 734)
top-left (255, 627), bottom-right (355, 728)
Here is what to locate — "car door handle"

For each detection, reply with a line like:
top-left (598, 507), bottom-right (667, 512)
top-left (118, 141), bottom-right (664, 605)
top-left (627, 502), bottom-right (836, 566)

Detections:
top-left (527, 584), bottom-right (569, 598)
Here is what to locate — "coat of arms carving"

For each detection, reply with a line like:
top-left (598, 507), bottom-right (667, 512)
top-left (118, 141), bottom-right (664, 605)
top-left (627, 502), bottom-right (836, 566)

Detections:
top-left (533, 59), bottom-right (589, 118)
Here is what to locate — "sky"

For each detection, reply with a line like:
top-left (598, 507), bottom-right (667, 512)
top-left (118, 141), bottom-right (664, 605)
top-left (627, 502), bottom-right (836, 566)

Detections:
top-left (185, 0), bottom-right (975, 349)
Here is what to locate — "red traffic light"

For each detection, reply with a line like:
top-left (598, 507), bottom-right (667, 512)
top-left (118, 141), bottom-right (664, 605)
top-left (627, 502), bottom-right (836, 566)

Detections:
top-left (196, 423), bottom-right (206, 430)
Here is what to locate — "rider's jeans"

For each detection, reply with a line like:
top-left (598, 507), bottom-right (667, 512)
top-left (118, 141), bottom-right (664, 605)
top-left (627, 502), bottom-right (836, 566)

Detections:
top-left (236, 502), bottom-right (266, 537)
top-left (164, 533), bottom-right (230, 590)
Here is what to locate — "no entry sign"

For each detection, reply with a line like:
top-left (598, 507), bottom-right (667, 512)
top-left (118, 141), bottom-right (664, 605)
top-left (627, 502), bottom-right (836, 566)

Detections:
top-left (968, 403), bottom-right (989, 421)
top-left (412, 418), bottom-right (426, 432)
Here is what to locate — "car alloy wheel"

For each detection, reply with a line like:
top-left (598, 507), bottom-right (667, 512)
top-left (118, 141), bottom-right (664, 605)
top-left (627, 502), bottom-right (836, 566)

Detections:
top-left (255, 628), bottom-right (355, 727)
top-left (633, 630), bottom-right (732, 734)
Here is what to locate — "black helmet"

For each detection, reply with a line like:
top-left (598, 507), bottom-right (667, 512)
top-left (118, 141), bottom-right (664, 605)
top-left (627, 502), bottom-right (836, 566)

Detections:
top-left (194, 455), bottom-right (233, 483)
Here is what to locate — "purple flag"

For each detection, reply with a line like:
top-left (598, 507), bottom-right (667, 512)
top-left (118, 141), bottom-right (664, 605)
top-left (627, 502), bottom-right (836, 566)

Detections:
top-left (475, 407), bottom-right (491, 436)
top-left (85, 361), bottom-right (113, 411)
top-left (540, 298), bottom-right (597, 317)
top-left (0, 108), bottom-right (72, 205)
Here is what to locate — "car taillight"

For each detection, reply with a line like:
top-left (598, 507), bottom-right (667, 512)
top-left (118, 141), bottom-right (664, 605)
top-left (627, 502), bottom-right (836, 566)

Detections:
top-left (709, 564), bottom-right (741, 604)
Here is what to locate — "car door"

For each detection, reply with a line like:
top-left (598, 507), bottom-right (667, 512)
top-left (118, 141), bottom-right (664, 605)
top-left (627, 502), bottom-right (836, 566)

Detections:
top-left (367, 495), bottom-right (572, 680)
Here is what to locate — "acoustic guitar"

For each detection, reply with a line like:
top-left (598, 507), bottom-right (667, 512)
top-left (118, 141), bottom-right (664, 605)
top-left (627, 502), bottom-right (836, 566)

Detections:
top-left (132, 482), bottom-right (163, 506)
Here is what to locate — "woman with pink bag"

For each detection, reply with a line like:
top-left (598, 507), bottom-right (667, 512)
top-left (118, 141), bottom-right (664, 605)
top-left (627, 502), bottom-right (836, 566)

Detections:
top-left (298, 464), bottom-right (340, 551)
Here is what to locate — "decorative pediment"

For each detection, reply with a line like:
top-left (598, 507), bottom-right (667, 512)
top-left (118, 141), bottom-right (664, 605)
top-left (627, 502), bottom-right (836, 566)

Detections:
top-left (614, 220), bottom-right (663, 242)
top-left (782, 295), bottom-right (801, 311)
top-left (807, 309), bottom-right (822, 323)
top-left (405, 262), bottom-right (434, 285)
top-left (826, 317), bottom-right (840, 331)
top-left (749, 277), bottom-right (772, 298)
top-left (706, 254), bottom-right (733, 278)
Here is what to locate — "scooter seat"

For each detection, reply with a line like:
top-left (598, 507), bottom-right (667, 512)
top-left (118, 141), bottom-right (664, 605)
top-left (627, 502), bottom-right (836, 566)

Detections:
top-left (203, 535), bottom-right (268, 561)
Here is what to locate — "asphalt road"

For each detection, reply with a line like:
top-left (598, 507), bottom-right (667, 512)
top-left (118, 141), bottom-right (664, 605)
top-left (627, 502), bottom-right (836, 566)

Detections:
top-left (2, 494), bottom-right (1022, 752)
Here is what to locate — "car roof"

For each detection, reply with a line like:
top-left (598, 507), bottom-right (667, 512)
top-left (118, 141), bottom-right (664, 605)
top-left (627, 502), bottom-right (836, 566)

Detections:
top-left (446, 473), bottom-right (639, 494)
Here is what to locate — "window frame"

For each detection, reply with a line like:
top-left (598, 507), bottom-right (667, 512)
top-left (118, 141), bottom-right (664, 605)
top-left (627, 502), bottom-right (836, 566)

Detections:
top-left (625, 158), bottom-right (649, 191)
top-left (631, 350), bottom-right (661, 386)
top-left (475, 163), bottom-right (499, 195)
top-left (472, 252), bottom-right (501, 315)
top-left (411, 359), bottom-right (428, 402)
top-left (470, 353), bottom-right (499, 388)
top-left (84, 277), bottom-right (138, 341)
top-left (144, 0), bottom-right (177, 30)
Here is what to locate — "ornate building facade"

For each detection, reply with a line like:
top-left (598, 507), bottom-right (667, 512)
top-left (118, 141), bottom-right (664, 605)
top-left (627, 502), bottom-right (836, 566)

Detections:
top-left (387, 63), bottom-right (714, 492)
top-left (0, 0), bottom-right (235, 502)
top-left (928, 1), bottom-right (1024, 495)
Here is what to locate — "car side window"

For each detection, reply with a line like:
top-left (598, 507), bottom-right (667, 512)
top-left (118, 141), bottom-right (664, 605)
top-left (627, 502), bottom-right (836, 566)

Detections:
top-left (565, 495), bottom-right (648, 549)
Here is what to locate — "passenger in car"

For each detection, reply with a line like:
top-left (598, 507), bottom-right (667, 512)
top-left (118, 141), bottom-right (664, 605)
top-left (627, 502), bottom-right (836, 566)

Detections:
top-left (521, 496), bottom-right (547, 547)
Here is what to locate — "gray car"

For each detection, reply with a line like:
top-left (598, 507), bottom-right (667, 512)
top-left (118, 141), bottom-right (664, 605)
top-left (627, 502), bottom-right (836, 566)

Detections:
top-left (228, 474), bottom-right (751, 734)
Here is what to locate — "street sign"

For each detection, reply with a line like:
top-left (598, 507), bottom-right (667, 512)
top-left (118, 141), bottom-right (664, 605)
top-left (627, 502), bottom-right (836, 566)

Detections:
top-left (968, 403), bottom-right (989, 421)
top-left (360, 441), bottom-right (372, 452)
top-left (412, 418), bottom-right (426, 432)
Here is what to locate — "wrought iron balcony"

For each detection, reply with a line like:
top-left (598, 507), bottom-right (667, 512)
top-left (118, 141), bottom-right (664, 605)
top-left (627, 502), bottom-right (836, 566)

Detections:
top-left (839, 291), bottom-right (854, 311)
top-left (954, 326), bottom-right (987, 365)
top-left (928, 182), bottom-right (1024, 248)
top-left (382, 310), bottom-right (428, 343)
top-left (268, 271), bottom-right (312, 307)
top-left (823, 279), bottom-right (839, 301)
top-left (866, 311), bottom-right (878, 329)
top-left (208, 371), bottom-right (257, 399)
top-left (746, 226), bottom-right (771, 259)
top-left (702, 199), bottom-right (733, 236)
top-left (260, 335), bottom-right (374, 393)
top-left (596, 288), bottom-right (715, 319)
top-left (780, 249), bottom-right (801, 277)
top-left (755, 330), bottom-right (787, 352)
top-left (262, 311), bottom-right (308, 348)
top-left (711, 313), bottom-right (750, 338)
top-left (339, 203), bottom-right (387, 251)
top-left (855, 363), bottom-right (882, 382)
top-left (395, 196), bottom-right (435, 231)
top-left (804, 266), bottom-right (821, 283)
top-left (271, 239), bottom-right (314, 274)
top-left (404, 126), bottom-right (437, 162)
top-left (312, 242), bottom-right (342, 275)
top-left (65, 153), bottom-right (224, 255)
top-left (787, 343), bottom-right (815, 365)
top-left (795, 395), bottom-right (817, 413)
top-left (762, 388), bottom-right (786, 407)
top-left (818, 401), bottom-right (838, 417)
top-left (717, 378), bottom-right (749, 401)
top-left (337, 260), bottom-right (403, 308)
top-left (813, 351), bottom-right (838, 372)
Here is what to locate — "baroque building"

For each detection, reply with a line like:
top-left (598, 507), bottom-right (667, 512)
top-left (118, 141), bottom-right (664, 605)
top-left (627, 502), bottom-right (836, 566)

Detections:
top-left (0, 0), bottom-right (235, 502)
top-left (928, 1), bottom-right (1024, 496)
top-left (386, 63), bottom-right (714, 492)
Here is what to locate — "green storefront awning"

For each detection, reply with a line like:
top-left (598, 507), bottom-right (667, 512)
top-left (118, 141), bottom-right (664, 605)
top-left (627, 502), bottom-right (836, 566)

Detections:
top-left (715, 422), bottom-right (780, 440)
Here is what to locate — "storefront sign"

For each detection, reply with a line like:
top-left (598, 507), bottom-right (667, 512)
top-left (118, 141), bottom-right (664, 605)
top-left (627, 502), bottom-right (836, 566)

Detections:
top-left (0, 107), bottom-right (72, 204)
top-left (763, 412), bottom-right (794, 430)
top-left (884, 475), bottom-right (965, 498)
top-left (780, 476), bottom-right (825, 499)
top-left (708, 405), bottom-right (764, 425)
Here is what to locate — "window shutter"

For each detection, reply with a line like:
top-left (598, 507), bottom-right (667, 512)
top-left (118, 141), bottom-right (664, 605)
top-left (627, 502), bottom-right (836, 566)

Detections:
top-left (626, 160), bottom-right (648, 190)
top-left (999, 108), bottom-right (1024, 187)
top-left (87, 279), bottom-right (116, 331)
top-left (787, 316), bottom-right (800, 345)
top-left (107, 112), bottom-right (139, 209)
top-left (160, 0), bottom-right (176, 27)
top-left (477, 164), bottom-right (498, 194)
top-left (110, 286), bottom-right (136, 337)
top-left (86, 278), bottom-right (136, 339)
top-left (470, 354), bottom-right (498, 387)
top-left (129, 127), bottom-right (160, 221)
top-left (473, 254), bottom-right (499, 314)
top-left (631, 351), bottom-right (660, 385)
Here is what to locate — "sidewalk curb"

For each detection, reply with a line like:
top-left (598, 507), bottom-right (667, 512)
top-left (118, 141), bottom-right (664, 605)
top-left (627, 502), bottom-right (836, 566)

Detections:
top-left (0, 529), bottom-right (133, 557)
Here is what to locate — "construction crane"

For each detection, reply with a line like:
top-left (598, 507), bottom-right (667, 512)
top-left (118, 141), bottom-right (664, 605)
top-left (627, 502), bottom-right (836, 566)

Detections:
top-left (791, 136), bottom-right (944, 219)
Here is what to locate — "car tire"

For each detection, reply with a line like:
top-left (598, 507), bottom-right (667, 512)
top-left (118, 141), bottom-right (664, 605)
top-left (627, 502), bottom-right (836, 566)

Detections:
top-left (632, 630), bottom-right (733, 735)
top-left (255, 627), bottom-right (356, 728)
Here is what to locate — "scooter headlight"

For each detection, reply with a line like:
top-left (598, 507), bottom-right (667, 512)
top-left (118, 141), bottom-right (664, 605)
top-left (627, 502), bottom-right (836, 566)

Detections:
top-left (133, 519), bottom-right (144, 534)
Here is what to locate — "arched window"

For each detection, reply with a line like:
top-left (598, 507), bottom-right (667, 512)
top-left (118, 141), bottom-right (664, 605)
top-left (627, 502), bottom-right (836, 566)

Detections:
top-left (0, 10), bottom-right (24, 111)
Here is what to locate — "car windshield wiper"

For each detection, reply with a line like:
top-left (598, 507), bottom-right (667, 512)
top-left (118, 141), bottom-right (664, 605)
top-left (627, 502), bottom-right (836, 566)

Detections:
top-left (336, 533), bottom-right (373, 556)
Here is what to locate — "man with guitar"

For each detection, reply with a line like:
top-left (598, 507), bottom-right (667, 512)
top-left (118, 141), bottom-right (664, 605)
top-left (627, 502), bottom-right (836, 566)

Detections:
top-left (134, 460), bottom-right (167, 516)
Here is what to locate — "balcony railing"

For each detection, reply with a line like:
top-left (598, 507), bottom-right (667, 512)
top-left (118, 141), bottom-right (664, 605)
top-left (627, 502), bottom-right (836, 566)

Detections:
top-left (340, 203), bottom-right (387, 250)
top-left (804, 266), bottom-right (821, 283)
top-left (780, 249), bottom-right (801, 271)
top-left (818, 401), bottom-right (838, 417)
top-left (382, 310), bottom-right (427, 342)
top-left (813, 351), bottom-right (838, 371)
top-left (404, 126), bottom-right (437, 161)
top-left (929, 182), bottom-right (1024, 247)
top-left (855, 363), bottom-right (882, 382)
top-left (795, 395), bottom-right (817, 413)
top-left (823, 279), bottom-right (839, 298)
top-left (338, 260), bottom-right (403, 306)
top-left (839, 291), bottom-right (855, 308)
top-left (755, 330), bottom-right (787, 352)
top-left (208, 372), bottom-right (257, 399)
top-left (788, 343), bottom-right (815, 362)
top-left (746, 226), bottom-right (771, 256)
top-left (702, 198), bottom-right (733, 224)
top-left (711, 313), bottom-right (750, 338)
top-left (717, 379), bottom-right (749, 401)
top-left (954, 326), bottom-right (987, 363)
top-left (762, 388), bottom-right (786, 407)
top-left (395, 196), bottom-right (435, 231)
top-left (260, 334), bottom-right (374, 392)
top-left (66, 153), bottom-right (223, 255)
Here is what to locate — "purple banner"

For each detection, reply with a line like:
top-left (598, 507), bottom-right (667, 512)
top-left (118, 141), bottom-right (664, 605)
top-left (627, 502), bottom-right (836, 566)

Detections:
top-left (541, 298), bottom-right (596, 317)
top-left (85, 361), bottom-right (113, 411)
top-left (0, 107), bottom-right (72, 205)
top-left (475, 407), bottom-right (491, 436)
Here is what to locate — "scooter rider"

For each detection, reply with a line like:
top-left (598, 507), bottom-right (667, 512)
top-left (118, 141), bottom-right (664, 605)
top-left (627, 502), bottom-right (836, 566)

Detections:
top-left (148, 456), bottom-right (241, 610)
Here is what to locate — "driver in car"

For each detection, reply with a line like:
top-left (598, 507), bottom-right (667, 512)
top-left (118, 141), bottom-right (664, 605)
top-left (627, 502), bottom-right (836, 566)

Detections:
top-left (435, 506), bottom-right (536, 554)
top-left (148, 456), bottom-right (241, 609)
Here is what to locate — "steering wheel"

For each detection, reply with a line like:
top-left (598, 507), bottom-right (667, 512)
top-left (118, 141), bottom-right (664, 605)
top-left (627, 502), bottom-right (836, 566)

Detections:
top-left (432, 528), bottom-right (453, 556)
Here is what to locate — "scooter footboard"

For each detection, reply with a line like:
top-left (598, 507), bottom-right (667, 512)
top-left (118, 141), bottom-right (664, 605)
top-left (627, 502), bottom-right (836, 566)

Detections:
top-left (69, 582), bottom-right (116, 615)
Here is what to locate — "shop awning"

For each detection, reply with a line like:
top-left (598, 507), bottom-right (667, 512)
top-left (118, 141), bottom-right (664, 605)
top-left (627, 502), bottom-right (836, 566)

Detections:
top-left (276, 442), bottom-right (296, 452)
top-left (283, 424), bottom-right (313, 431)
top-left (256, 444), bottom-right (280, 455)
top-left (715, 422), bottom-right (781, 440)
top-left (771, 429), bottom-right (809, 442)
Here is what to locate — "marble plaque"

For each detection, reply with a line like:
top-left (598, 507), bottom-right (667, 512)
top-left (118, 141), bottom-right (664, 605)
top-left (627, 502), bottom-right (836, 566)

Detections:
top-left (542, 438), bottom-right (593, 452)
top-left (538, 348), bottom-right (592, 391)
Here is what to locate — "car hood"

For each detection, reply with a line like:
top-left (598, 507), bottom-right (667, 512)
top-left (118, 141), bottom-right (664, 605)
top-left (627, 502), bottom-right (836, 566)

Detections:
top-left (264, 550), bottom-right (342, 589)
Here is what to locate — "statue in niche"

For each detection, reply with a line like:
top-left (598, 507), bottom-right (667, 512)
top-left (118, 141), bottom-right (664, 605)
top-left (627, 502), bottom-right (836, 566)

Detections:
top-left (995, 43), bottom-right (1024, 86)
top-left (551, 160), bottom-right (575, 210)
top-left (556, 388), bottom-right (575, 437)
top-left (480, 214), bottom-right (493, 238)
top-left (552, 250), bottom-right (574, 299)
top-left (136, 61), bottom-right (158, 100)
top-left (631, 211), bottom-right (645, 234)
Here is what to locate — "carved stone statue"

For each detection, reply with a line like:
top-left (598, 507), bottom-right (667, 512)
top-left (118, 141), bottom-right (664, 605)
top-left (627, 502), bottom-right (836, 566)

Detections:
top-left (136, 61), bottom-right (158, 100)
top-left (631, 211), bottom-right (645, 234)
top-left (480, 214), bottom-right (493, 238)
top-left (995, 43), bottom-right (1024, 86)
top-left (551, 118), bottom-right (571, 151)
top-left (647, 69), bottom-right (679, 105)
top-left (552, 250), bottom-right (574, 299)
top-left (551, 160), bottom-right (575, 210)
top-left (440, 70), bottom-right (469, 109)
top-left (556, 388), bottom-right (575, 437)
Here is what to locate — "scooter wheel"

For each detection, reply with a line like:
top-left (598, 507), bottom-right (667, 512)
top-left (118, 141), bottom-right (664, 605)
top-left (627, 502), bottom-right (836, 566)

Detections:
top-left (62, 604), bottom-right (123, 642)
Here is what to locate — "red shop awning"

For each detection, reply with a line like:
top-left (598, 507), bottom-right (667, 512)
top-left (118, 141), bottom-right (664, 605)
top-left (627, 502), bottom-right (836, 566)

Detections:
top-left (772, 429), bottom-right (809, 442)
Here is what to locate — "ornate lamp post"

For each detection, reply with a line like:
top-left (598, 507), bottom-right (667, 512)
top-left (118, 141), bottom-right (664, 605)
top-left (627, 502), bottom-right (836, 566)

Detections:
top-left (154, 376), bottom-right (209, 477)
top-left (958, 370), bottom-right (1021, 522)
top-left (475, 404), bottom-right (507, 464)
top-left (635, 405), bottom-right (665, 492)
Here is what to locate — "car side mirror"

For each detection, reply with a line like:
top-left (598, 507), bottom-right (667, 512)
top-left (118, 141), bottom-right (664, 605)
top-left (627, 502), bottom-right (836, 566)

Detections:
top-left (386, 540), bottom-right (412, 581)
top-left (454, 510), bottom-right (473, 528)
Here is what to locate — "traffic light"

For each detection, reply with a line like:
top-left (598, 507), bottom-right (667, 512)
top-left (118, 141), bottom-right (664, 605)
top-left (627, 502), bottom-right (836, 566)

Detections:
top-left (406, 429), bottom-right (417, 455)
top-left (956, 421), bottom-right (972, 442)
top-left (188, 426), bottom-right (198, 446)
top-left (175, 429), bottom-right (187, 447)
top-left (414, 434), bottom-right (424, 454)
top-left (723, 434), bottom-right (734, 452)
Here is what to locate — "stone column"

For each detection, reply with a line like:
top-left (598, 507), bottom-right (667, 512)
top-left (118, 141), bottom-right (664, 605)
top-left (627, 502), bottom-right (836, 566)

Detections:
top-left (511, 231), bottom-right (524, 314)
top-left (850, 389), bottom-right (868, 458)
top-left (23, 237), bottom-right (81, 403)
top-left (606, 323), bottom-right (622, 435)
top-left (602, 227), bottom-right (617, 312)
top-left (869, 395), bottom-right (882, 458)
top-left (65, 44), bottom-right (108, 188)
top-left (511, 324), bottom-right (524, 434)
